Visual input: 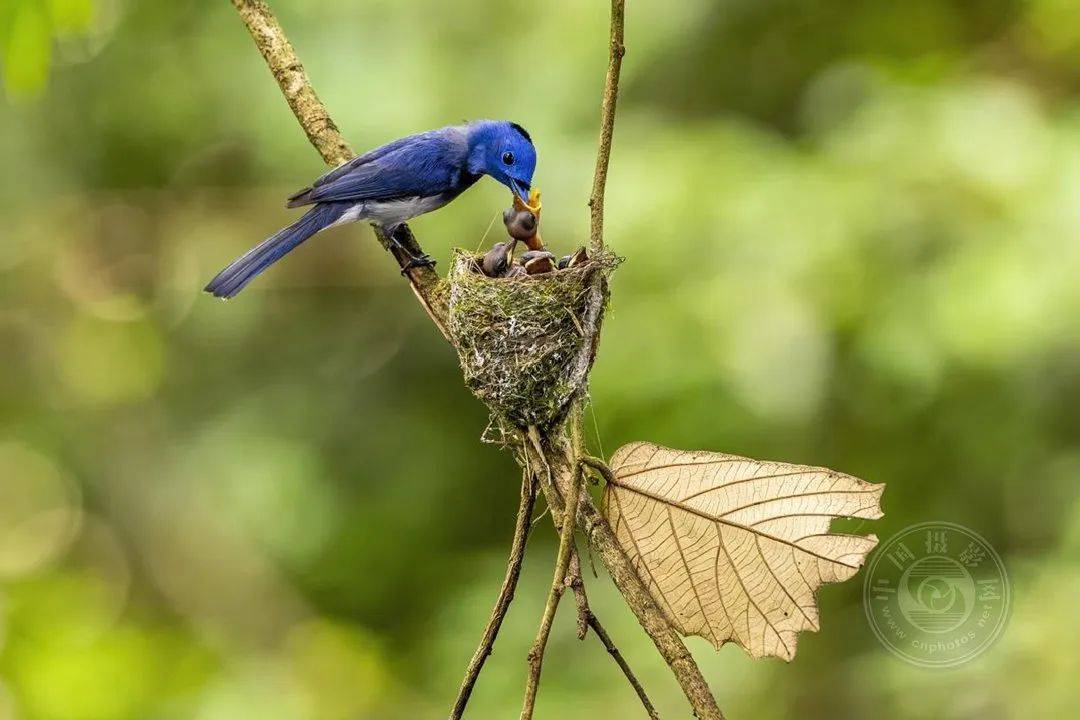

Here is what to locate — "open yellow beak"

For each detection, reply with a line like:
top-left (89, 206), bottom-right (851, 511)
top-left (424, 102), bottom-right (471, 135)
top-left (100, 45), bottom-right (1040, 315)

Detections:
top-left (513, 188), bottom-right (542, 217)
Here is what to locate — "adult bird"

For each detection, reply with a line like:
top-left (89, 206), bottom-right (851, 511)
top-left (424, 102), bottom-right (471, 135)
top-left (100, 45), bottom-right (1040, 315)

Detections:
top-left (204, 119), bottom-right (537, 299)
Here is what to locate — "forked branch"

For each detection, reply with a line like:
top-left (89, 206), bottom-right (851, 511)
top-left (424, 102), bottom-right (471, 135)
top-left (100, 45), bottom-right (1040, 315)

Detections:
top-left (522, 427), bottom-right (723, 719)
top-left (227, 1), bottom-right (722, 718)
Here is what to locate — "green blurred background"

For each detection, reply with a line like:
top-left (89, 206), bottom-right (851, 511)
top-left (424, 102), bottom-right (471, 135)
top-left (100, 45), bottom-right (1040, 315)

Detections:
top-left (2, 0), bottom-right (1079, 718)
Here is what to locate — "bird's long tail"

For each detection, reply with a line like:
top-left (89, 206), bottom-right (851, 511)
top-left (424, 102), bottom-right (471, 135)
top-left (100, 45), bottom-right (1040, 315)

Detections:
top-left (204, 204), bottom-right (347, 299)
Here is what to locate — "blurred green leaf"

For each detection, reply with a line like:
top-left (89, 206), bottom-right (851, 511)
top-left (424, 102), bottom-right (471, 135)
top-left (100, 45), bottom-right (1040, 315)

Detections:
top-left (47, 0), bottom-right (93, 35)
top-left (3, 1), bottom-right (52, 98)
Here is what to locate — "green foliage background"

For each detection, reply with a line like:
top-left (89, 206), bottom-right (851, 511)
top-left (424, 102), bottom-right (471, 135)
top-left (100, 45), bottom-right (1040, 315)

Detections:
top-left (2, 1), bottom-right (1079, 718)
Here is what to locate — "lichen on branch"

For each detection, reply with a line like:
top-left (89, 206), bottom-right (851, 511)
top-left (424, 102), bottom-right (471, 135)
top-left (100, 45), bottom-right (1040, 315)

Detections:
top-left (230, 0), bottom-right (353, 166)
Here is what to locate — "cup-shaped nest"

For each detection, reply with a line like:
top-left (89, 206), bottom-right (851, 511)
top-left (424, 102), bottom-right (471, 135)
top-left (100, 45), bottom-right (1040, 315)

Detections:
top-left (447, 248), bottom-right (619, 429)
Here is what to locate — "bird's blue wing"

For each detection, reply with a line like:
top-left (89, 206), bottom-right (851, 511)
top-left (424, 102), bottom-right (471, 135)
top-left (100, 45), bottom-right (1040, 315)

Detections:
top-left (287, 129), bottom-right (466, 207)
top-left (306, 134), bottom-right (416, 189)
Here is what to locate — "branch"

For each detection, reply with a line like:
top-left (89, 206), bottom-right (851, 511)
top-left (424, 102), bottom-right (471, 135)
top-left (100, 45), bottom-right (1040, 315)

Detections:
top-left (375, 225), bottom-right (451, 341)
top-left (229, 0), bottom-right (353, 166)
top-left (556, 494), bottom-right (658, 715)
top-left (228, 2), bottom-right (723, 718)
top-left (520, 460), bottom-right (584, 720)
top-left (588, 611), bottom-right (661, 719)
top-left (588, 0), bottom-right (626, 253)
top-left (450, 469), bottom-right (537, 720)
top-left (568, 552), bottom-right (591, 640)
top-left (568, 554), bottom-right (661, 719)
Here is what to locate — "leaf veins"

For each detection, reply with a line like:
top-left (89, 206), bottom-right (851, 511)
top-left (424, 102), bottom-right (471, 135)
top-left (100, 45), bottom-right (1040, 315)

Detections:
top-left (602, 442), bottom-right (884, 661)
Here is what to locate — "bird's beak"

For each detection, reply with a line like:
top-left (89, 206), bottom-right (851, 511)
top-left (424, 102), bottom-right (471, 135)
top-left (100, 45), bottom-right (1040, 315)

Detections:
top-left (510, 177), bottom-right (531, 203)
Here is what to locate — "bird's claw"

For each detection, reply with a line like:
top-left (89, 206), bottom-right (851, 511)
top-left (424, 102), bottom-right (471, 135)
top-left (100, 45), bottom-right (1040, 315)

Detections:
top-left (401, 254), bottom-right (436, 275)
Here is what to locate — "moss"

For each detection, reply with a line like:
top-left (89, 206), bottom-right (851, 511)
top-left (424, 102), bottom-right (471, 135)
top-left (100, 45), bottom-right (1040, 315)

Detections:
top-left (447, 249), bottom-right (619, 429)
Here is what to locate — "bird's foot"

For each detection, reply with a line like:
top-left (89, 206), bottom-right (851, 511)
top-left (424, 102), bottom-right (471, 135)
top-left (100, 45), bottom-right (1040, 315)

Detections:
top-left (382, 224), bottom-right (436, 275)
top-left (400, 254), bottom-right (436, 275)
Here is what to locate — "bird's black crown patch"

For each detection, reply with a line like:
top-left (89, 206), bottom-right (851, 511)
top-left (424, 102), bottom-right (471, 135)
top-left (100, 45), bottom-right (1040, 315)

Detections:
top-left (509, 122), bottom-right (532, 144)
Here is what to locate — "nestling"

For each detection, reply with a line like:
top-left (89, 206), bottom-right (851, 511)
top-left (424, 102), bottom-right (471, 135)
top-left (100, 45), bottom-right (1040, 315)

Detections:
top-left (205, 120), bottom-right (537, 299)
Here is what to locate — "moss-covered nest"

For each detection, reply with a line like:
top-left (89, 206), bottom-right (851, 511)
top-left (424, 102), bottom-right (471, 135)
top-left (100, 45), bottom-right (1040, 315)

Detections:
top-left (446, 248), bottom-right (620, 429)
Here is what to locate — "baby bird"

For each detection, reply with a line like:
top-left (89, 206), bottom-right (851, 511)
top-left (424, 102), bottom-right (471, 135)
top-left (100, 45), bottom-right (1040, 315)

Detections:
top-left (205, 120), bottom-right (537, 299)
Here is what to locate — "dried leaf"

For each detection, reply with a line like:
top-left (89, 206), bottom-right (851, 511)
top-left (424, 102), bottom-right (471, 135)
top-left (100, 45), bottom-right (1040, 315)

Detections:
top-left (602, 442), bottom-right (884, 661)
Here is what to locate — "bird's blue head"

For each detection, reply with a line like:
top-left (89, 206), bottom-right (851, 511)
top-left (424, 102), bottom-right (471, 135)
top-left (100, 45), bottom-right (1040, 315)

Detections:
top-left (466, 120), bottom-right (537, 203)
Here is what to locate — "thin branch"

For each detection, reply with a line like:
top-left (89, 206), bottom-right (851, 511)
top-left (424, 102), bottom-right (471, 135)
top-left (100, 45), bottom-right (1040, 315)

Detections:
top-left (568, 552), bottom-right (591, 640)
top-left (450, 470), bottom-right (538, 720)
top-left (568, 554), bottom-right (661, 719)
top-left (588, 612), bottom-right (662, 720)
top-left (520, 462), bottom-right (584, 720)
top-left (557, 486), bottom-right (658, 716)
top-left (588, 0), bottom-right (626, 253)
top-left (229, 0), bottom-right (353, 166)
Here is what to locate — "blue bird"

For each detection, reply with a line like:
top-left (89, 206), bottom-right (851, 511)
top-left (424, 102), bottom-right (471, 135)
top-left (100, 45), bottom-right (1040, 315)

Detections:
top-left (205, 119), bottom-right (537, 299)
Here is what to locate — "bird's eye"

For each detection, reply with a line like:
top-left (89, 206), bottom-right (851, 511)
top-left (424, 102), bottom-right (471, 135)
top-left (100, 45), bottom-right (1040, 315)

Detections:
top-left (502, 151), bottom-right (515, 166)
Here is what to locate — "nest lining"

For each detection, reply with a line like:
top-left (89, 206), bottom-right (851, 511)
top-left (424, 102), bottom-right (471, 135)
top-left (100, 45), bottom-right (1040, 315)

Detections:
top-left (446, 248), bottom-right (619, 428)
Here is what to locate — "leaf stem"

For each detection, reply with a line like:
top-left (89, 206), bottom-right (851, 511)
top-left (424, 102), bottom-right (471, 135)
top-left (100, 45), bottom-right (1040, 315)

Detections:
top-left (580, 454), bottom-right (618, 486)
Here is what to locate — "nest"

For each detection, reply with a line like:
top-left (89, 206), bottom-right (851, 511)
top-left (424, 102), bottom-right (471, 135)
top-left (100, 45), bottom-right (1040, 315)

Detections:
top-left (447, 248), bottom-right (620, 429)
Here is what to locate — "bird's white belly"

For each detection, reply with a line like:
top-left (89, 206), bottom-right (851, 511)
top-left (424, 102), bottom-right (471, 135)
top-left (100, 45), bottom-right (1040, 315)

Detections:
top-left (331, 195), bottom-right (450, 229)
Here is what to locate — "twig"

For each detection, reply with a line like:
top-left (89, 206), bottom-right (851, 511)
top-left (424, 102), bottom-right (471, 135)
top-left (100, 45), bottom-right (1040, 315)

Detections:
top-left (228, 2), bottom-right (723, 718)
top-left (568, 554), bottom-right (661, 719)
top-left (589, 611), bottom-right (661, 719)
top-left (520, 461), bottom-right (584, 720)
top-left (588, 0), bottom-right (626, 253)
top-left (554, 482), bottom-right (658, 716)
top-left (229, 0), bottom-right (353, 166)
top-left (449, 470), bottom-right (538, 720)
top-left (374, 225), bottom-right (451, 341)
top-left (568, 552), bottom-right (590, 640)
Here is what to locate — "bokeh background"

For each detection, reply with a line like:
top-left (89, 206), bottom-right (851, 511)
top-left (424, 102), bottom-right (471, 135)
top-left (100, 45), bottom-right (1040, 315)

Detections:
top-left (2, 0), bottom-right (1079, 718)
